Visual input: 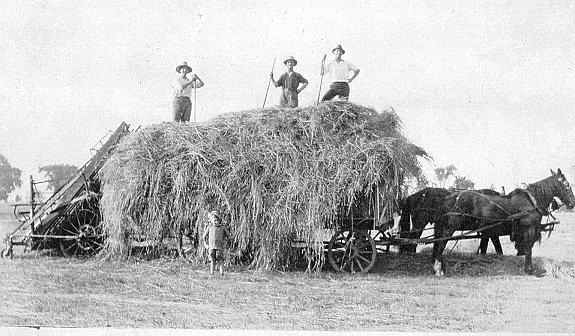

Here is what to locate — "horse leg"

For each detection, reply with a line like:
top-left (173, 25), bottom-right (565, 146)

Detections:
top-left (432, 218), bottom-right (457, 276)
top-left (432, 239), bottom-right (447, 276)
top-left (491, 236), bottom-right (503, 255)
top-left (432, 224), bottom-right (451, 277)
top-left (524, 245), bottom-right (534, 275)
top-left (400, 220), bottom-right (419, 253)
top-left (477, 236), bottom-right (488, 254)
top-left (408, 218), bottom-right (426, 253)
top-left (515, 242), bottom-right (525, 256)
top-left (399, 212), bottom-right (418, 254)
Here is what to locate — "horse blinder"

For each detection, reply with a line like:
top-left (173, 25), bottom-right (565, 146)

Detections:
top-left (557, 176), bottom-right (575, 209)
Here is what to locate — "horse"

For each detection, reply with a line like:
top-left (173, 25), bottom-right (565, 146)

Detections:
top-left (398, 187), bottom-right (503, 254)
top-left (474, 189), bottom-right (504, 255)
top-left (398, 187), bottom-right (452, 253)
top-left (477, 194), bottom-right (561, 255)
top-left (432, 169), bottom-right (575, 276)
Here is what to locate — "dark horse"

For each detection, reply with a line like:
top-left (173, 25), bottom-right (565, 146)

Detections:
top-left (398, 187), bottom-right (452, 253)
top-left (398, 187), bottom-right (503, 253)
top-left (432, 169), bottom-right (575, 276)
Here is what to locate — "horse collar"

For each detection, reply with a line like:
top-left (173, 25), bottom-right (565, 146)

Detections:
top-left (524, 189), bottom-right (541, 213)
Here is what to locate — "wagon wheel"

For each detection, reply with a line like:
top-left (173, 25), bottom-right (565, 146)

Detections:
top-left (328, 229), bottom-right (377, 274)
top-left (176, 218), bottom-right (199, 261)
top-left (1, 248), bottom-right (13, 259)
top-left (177, 230), bottom-right (196, 261)
top-left (59, 208), bottom-right (104, 257)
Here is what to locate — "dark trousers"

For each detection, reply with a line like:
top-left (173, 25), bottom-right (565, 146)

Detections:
top-left (321, 82), bottom-right (350, 101)
top-left (280, 89), bottom-right (299, 108)
top-left (173, 96), bottom-right (191, 122)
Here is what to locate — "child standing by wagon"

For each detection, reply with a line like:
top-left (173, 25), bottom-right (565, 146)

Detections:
top-left (202, 210), bottom-right (230, 276)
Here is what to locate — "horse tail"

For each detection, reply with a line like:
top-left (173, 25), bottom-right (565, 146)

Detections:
top-left (398, 195), bottom-right (412, 234)
top-left (398, 194), bottom-right (419, 253)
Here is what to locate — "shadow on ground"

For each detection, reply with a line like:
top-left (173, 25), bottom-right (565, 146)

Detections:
top-left (321, 250), bottom-right (575, 278)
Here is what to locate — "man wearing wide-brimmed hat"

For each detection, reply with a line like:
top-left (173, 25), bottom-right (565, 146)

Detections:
top-left (172, 61), bottom-right (205, 122)
top-left (320, 44), bottom-right (360, 101)
top-left (270, 56), bottom-right (308, 108)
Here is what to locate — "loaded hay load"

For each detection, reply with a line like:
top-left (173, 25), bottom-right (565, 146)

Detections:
top-left (99, 101), bottom-right (428, 270)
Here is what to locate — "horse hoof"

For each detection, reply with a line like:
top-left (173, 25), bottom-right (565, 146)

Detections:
top-left (433, 260), bottom-right (444, 277)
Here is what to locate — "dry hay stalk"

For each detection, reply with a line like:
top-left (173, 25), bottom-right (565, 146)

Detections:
top-left (99, 101), bottom-right (428, 270)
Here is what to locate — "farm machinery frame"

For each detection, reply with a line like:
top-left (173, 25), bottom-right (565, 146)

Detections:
top-left (2, 122), bottom-right (130, 258)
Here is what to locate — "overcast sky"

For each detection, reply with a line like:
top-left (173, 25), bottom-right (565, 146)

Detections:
top-left (1, 0), bottom-right (575, 197)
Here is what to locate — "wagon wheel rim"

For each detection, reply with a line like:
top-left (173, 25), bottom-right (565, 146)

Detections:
top-left (1, 248), bottom-right (13, 259)
top-left (328, 229), bottom-right (377, 274)
top-left (59, 208), bottom-right (104, 257)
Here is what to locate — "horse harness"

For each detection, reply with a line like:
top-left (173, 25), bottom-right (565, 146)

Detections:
top-left (445, 189), bottom-right (551, 242)
top-left (397, 188), bottom-right (558, 242)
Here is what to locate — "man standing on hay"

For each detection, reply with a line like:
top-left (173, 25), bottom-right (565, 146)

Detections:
top-left (202, 211), bottom-right (230, 276)
top-left (270, 56), bottom-right (309, 108)
top-left (172, 61), bottom-right (205, 122)
top-left (320, 44), bottom-right (360, 101)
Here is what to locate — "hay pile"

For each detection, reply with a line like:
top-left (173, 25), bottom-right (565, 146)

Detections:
top-left (99, 101), bottom-right (427, 270)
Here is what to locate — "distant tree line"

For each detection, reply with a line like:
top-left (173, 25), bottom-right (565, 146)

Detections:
top-left (405, 164), bottom-right (476, 197)
top-left (0, 153), bottom-right (77, 202)
top-left (0, 154), bottom-right (22, 201)
top-left (434, 164), bottom-right (475, 190)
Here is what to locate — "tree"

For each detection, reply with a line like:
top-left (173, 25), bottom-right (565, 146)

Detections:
top-left (38, 164), bottom-right (78, 192)
top-left (434, 164), bottom-right (457, 188)
top-left (404, 174), bottom-right (430, 197)
top-left (453, 175), bottom-right (475, 190)
top-left (0, 154), bottom-right (22, 201)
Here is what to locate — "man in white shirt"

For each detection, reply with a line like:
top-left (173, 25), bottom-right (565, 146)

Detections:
top-left (320, 44), bottom-right (360, 101)
top-left (172, 61), bottom-right (205, 122)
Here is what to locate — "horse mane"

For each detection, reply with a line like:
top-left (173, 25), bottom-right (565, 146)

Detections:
top-left (504, 188), bottom-right (523, 199)
top-left (525, 175), bottom-right (556, 209)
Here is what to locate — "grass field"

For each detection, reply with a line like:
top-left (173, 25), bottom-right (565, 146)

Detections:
top-left (0, 202), bottom-right (574, 332)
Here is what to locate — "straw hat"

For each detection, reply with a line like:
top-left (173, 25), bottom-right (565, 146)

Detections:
top-left (176, 61), bottom-right (192, 73)
top-left (332, 44), bottom-right (345, 54)
top-left (283, 56), bottom-right (297, 66)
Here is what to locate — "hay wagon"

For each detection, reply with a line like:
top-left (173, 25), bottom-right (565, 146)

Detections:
top-left (314, 185), bottom-right (400, 274)
top-left (1, 122), bottom-right (130, 259)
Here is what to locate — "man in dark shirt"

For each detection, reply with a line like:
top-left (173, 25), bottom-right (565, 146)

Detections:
top-left (270, 56), bottom-right (308, 108)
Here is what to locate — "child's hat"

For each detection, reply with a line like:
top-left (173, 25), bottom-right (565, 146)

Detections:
top-left (208, 210), bottom-right (221, 221)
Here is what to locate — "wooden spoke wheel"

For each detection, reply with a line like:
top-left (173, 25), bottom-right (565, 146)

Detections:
top-left (59, 208), bottom-right (104, 257)
top-left (177, 231), bottom-right (196, 261)
top-left (176, 219), bottom-right (199, 261)
top-left (1, 248), bottom-right (13, 259)
top-left (328, 229), bottom-right (377, 274)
